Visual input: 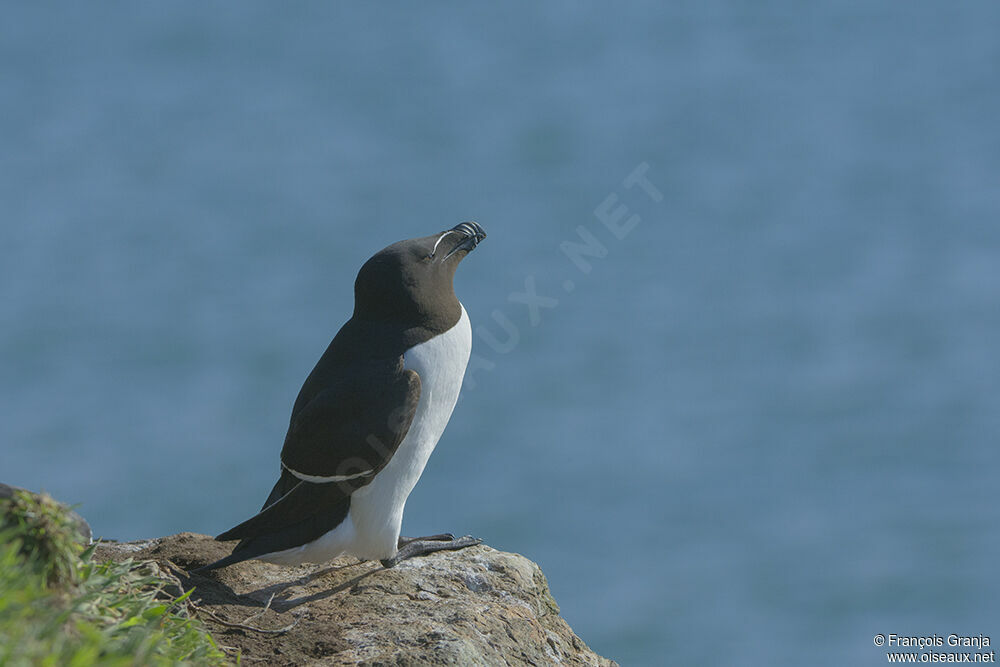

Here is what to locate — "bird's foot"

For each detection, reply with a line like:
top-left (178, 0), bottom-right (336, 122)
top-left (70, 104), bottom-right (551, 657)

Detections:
top-left (397, 533), bottom-right (455, 548)
top-left (380, 534), bottom-right (482, 568)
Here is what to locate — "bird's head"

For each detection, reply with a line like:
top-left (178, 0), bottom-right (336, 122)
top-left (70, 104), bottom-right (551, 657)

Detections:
top-left (352, 222), bottom-right (486, 327)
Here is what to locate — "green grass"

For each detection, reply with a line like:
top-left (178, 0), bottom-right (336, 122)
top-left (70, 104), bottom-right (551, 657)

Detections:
top-left (0, 490), bottom-right (230, 666)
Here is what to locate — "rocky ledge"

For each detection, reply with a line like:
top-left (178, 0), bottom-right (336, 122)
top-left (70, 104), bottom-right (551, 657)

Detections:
top-left (96, 533), bottom-right (616, 666)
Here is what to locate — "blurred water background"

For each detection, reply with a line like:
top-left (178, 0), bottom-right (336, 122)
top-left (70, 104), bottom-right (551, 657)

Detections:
top-left (2, 3), bottom-right (998, 665)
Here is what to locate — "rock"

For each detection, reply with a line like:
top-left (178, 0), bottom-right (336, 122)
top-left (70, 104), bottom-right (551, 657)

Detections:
top-left (96, 532), bottom-right (617, 666)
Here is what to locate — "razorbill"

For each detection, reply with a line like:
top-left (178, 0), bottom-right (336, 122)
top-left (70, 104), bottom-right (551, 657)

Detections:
top-left (197, 222), bottom-right (486, 571)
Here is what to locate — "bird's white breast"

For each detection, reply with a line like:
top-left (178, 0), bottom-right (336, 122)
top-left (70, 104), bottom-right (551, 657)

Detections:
top-left (345, 304), bottom-right (472, 559)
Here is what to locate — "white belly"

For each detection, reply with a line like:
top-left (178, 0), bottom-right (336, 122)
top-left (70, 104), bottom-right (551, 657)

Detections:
top-left (266, 305), bottom-right (472, 564)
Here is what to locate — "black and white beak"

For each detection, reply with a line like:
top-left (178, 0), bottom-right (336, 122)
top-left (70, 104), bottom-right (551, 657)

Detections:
top-left (442, 221), bottom-right (487, 260)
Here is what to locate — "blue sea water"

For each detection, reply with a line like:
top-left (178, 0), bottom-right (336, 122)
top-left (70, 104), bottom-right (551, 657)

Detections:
top-left (2, 4), bottom-right (999, 665)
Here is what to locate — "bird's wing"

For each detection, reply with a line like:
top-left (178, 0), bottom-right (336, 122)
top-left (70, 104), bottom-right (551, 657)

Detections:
top-left (210, 359), bottom-right (420, 560)
top-left (279, 359), bottom-right (421, 484)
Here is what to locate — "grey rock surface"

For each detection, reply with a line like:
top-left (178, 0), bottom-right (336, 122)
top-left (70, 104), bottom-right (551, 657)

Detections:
top-left (96, 532), bottom-right (617, 666)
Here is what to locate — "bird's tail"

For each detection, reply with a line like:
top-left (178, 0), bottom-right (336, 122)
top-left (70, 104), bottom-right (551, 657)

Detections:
top-left (193, 478), bottom-right (351, 574)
